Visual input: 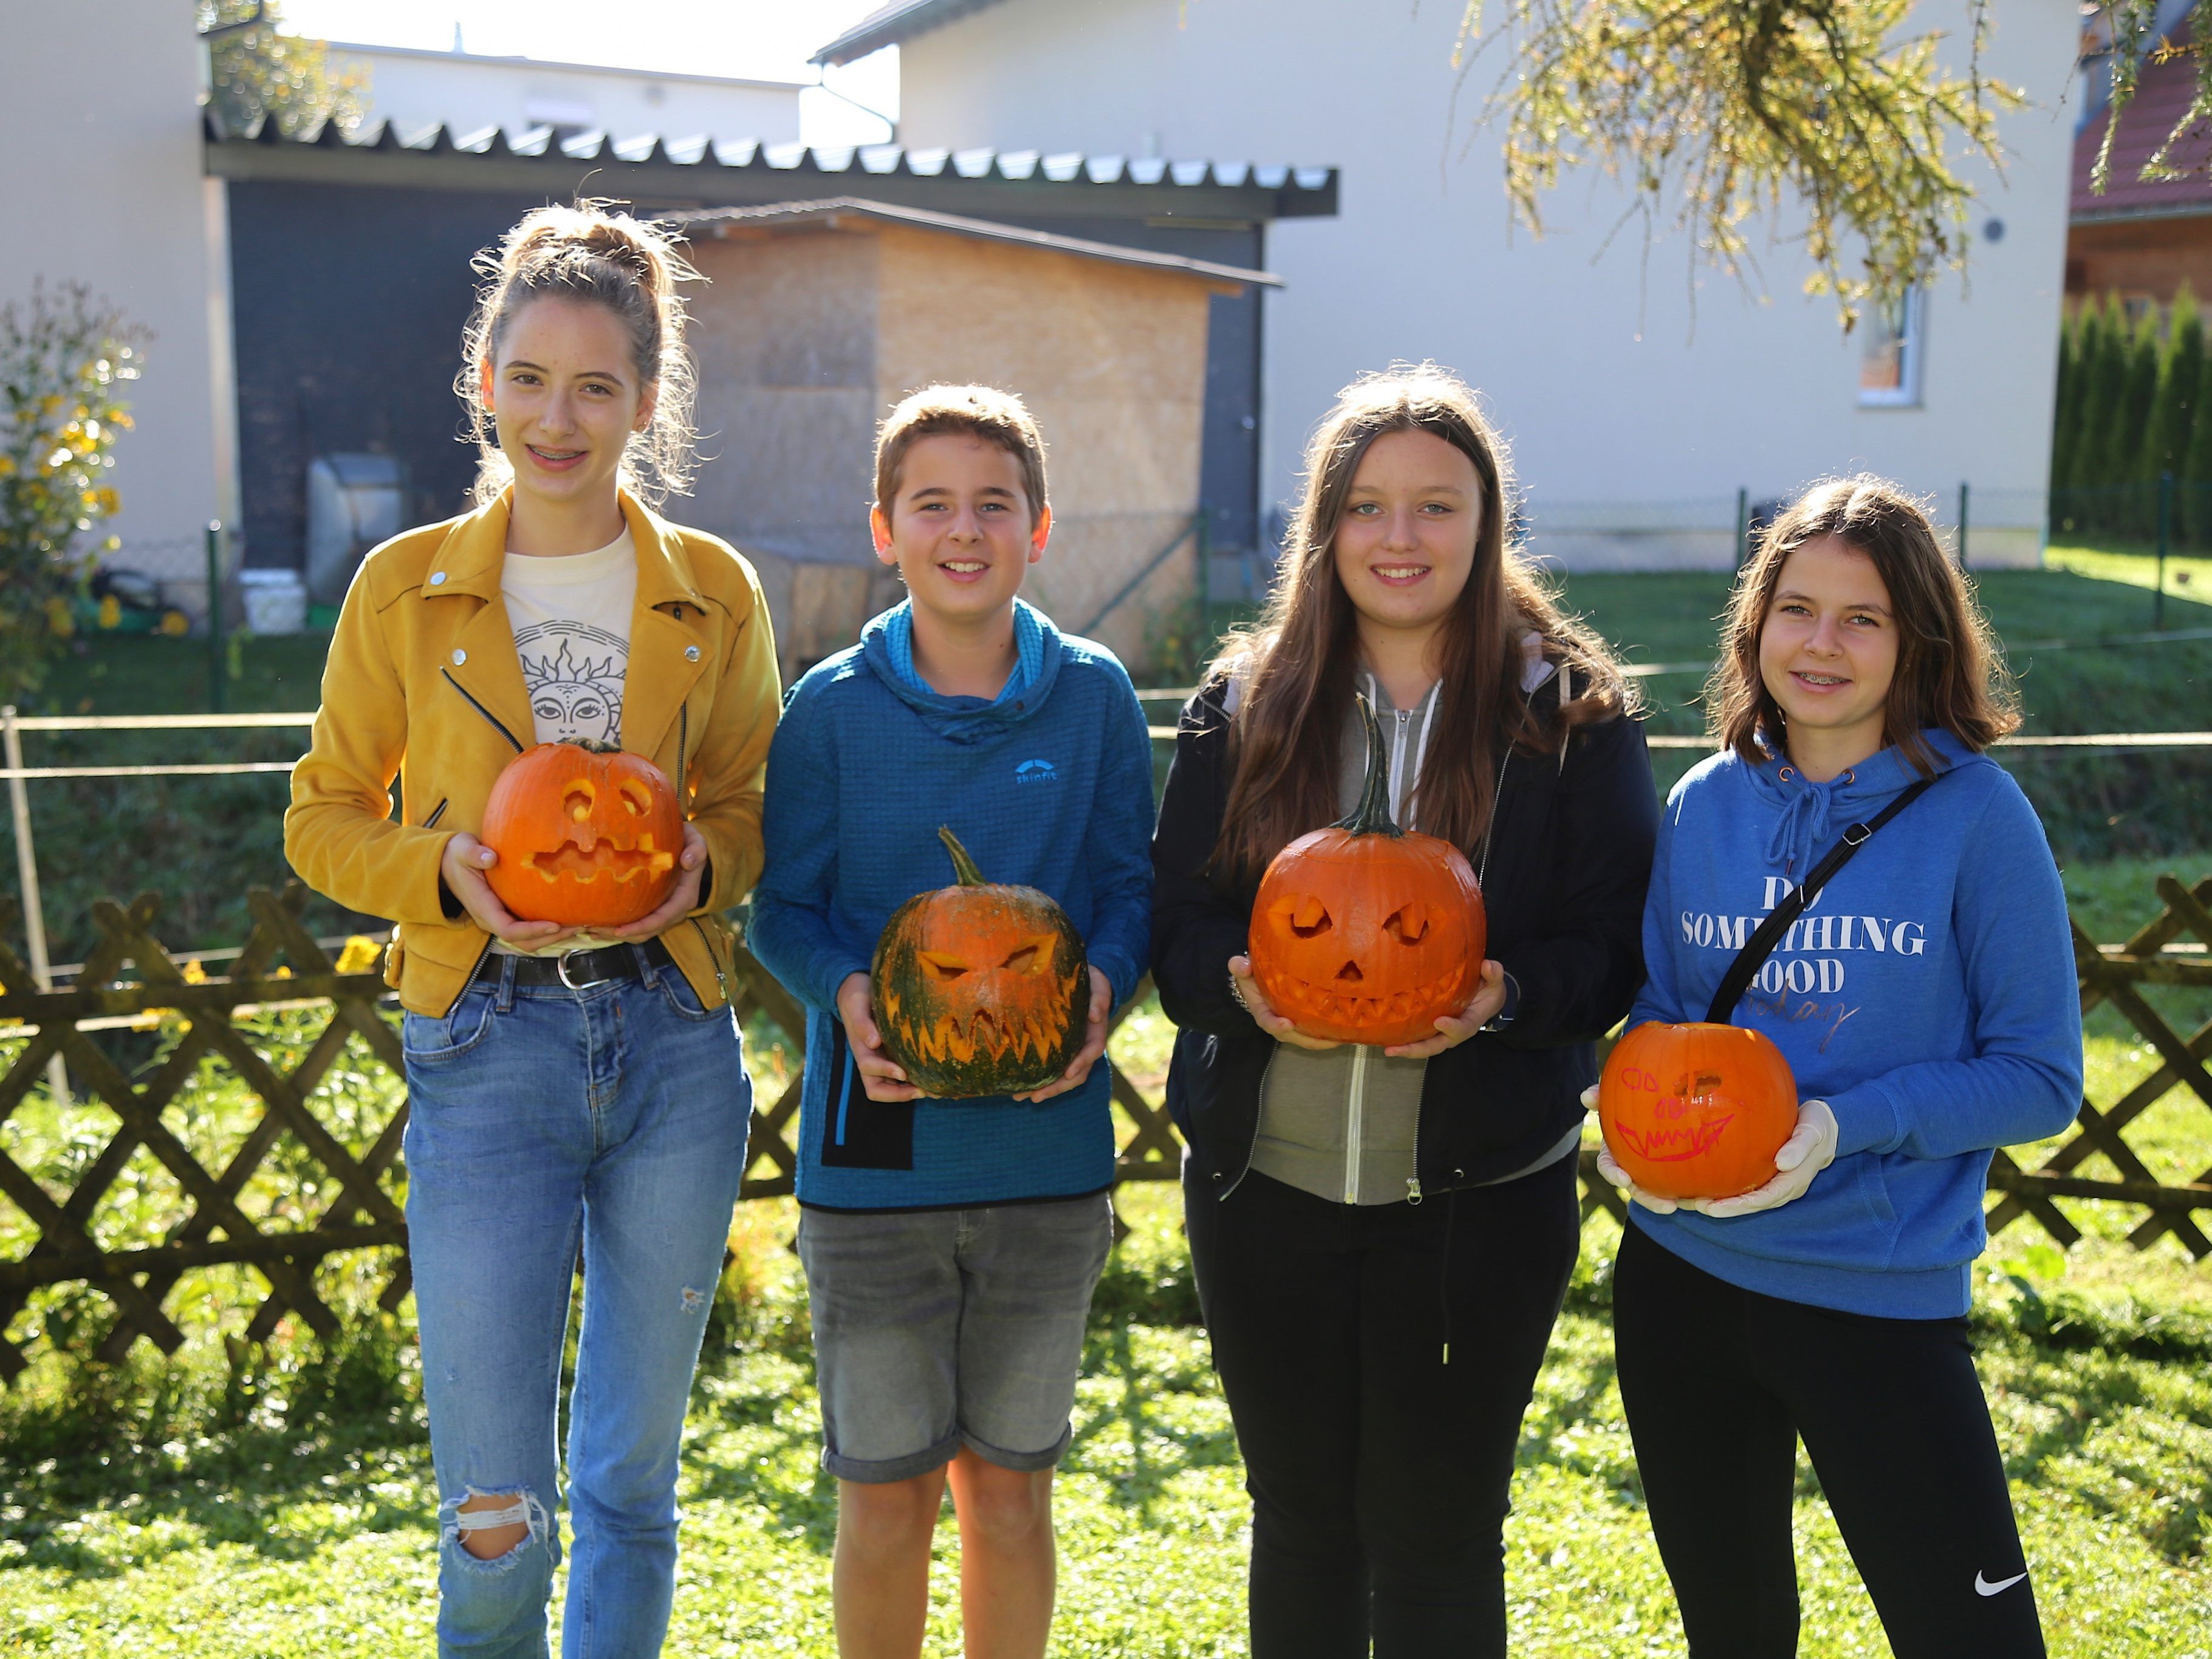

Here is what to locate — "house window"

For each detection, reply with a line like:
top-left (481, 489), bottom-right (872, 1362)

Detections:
top-left (1859, 289), bottom-right (1925, 408)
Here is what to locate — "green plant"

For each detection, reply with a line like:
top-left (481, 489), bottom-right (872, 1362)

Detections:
top-left (197, 0), bottom-right (368, 137)
top-left (0, 281), bottom-right (145, 696)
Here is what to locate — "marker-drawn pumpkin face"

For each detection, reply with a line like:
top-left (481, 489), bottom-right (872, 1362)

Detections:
top-left (1597, 1021), bottom-right (1799, 1200)
top-left (1247, 697), bottom-right (1485, 1047)
top-left (481, 741), bottom-right (682, 929)
top-left (872, 827), bottom-right (1088, 1099)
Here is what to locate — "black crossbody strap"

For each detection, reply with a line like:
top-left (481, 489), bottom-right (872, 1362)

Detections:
top-left (1704, 773), bottom-right (1941, 1025)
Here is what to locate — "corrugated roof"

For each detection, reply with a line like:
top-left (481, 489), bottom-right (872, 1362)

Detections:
top-left (201, 110), bottom-right (1338, 212)
top-left (813, 0), bottom-right (1012, 67)
top-left (665, 196), bottom-right (1282, 286)
top-left (2073, 30), bottom-right (2212, 222)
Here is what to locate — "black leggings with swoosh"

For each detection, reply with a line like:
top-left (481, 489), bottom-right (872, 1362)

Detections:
top-left (1612, 1222), bottom-right (2046, 1659)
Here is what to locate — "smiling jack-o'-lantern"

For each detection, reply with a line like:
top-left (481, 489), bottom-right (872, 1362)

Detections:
top-left (872, 827), bottom-right (1089, 1100)
top-left (481, 741), bottom-right (683, 929)
top-left (1248, 697), bottom-right (1487, 1047)
top-left (1597, 1021), bottom-right (1799, 1200)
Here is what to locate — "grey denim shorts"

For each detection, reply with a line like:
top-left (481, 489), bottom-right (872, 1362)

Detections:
top-left (796, 1192), bottom-right (1114, 1483)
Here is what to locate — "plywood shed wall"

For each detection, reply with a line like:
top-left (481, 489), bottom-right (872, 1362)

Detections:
top-left (683, 215), bottom-right (1223, 682)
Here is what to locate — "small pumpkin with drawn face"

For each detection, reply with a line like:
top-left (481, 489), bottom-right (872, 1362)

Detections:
top-left (1248, 696), bottom-right (1487, 1047)
top-left (481, 740), bottom-right (683, 929)
top-left (872, 827), bottom-right (1089, 1099)
top-left (1597, 1021), bottom-right (1800, 1200)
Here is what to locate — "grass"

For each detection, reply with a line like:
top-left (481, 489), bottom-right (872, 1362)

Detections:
top-left (2, 951), bottom-right (2210, 1654)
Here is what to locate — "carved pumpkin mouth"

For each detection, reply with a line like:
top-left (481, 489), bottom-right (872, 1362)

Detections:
top-left (1264, 962), bottom-right (1470, 1026)
top-left (526, 832), bottom-right (677, 885)
top-left (878, 965), bottom-right (1083, 1066)
top-left (1611, 1112), bottom-right (1738, 1163)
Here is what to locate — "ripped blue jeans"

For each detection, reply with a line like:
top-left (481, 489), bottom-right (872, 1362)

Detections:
top-left (402, 949), bottom-right (753, 1658)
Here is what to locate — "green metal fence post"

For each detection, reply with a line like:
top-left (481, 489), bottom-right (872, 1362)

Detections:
top-left (2157, 472), bottom-right (2172, 631)
top-left (1734, 487), bottom-right (1750, 570)
top-left (205, 519), bottom-right (226, 714)
top-left (1957, 481), bottom-right (1970, 570)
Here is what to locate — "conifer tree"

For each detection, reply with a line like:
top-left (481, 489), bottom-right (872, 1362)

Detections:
top-left (2189, 347), bottom-right (2212, 546)
top-left (2148, 287), bottom-right (2205, 539)
top-left (2051, 302), bottom-right (2081, 496)
top-left (2075, 293), bottom-right (2127, 528)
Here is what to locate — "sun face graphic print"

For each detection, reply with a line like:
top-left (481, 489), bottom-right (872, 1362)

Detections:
top-left (513, 622), bottom-right (628, 747)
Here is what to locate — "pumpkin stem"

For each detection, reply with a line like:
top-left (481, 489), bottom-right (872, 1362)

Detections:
top-left (1334, 694), bottom-right (1405, 838)
top-left (938, 826), bottom-right (989, 886)
top-left (572, 738), bottom-right (623, 754)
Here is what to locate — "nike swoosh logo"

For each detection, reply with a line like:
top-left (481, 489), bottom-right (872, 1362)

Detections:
top-left (1975, 1570), bottom-right (2028, 1596)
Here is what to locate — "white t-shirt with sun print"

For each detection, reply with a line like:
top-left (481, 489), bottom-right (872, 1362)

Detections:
top-left (494, 527), bottom-right (639, 955)
top-left (501, 527), bottom-right (637, 748)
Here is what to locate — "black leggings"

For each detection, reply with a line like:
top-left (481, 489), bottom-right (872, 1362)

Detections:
top-left (1183, 1154), bottom-right (1581, 1659)
top-left (1613, 1222), bottom-right (2044, 1659)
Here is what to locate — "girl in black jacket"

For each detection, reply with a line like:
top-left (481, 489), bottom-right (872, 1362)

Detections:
top-left (1151, 364), bottom-right (1657, 1658)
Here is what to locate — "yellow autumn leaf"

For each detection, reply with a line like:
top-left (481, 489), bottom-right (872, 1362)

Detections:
top-left (335, 935), bottom-right (383, 975)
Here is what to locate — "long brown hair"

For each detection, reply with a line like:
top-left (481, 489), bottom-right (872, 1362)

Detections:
top-left (1211, 364), bottom-right (1634, 881)
top-left (1711, 475), bottom-right (2019, 774)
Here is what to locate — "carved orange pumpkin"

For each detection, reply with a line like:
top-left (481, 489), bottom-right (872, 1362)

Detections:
top-left (1248, 696), bottom-right (1486, 1047)
top-left (481, 741), bottom-right (682, 929)
top-left (1597, 1021), bottom-right (1800, 1200)
top-left (872, 827), bottom-right (1089, 1099)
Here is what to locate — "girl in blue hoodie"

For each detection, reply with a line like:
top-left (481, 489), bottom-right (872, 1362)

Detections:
top-left (1600, 477), bottom-right (2080, 1658)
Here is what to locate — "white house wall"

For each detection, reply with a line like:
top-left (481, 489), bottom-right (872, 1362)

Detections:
top-left (894, 0), bottom-right (2079, 568)
top-left (1, 0), bottom-right (232, 602)
top-left (329, 44), bottom-right (802, 148)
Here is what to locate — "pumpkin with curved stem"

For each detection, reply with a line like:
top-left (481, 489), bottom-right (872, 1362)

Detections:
top-left (1597, 1021), bottom-right (1801, 1200)
top-left (481, 741), bottom-right (683, 929)
top-left (1248, 696), bottom-right (1487, 1047)
top-left (872, 827), bottom-right (1089, 1099)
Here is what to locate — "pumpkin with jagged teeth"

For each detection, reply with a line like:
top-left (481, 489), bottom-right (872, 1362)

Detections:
top-left (1248, 696), bottom-right (1486, 1047)
top-left (872, 827), bottom-right (1089, 1098)
top-left (481, 740), bottom-right (682, 929)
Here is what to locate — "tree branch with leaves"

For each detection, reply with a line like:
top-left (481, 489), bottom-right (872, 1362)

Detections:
top-left (197, 0), bottom-right (368, 137)
top-left (1455, 1), bottom-right (2017, 327)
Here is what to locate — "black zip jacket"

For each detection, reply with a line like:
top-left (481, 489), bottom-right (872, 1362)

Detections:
top-left (1151, 671), bottom-right (1659, 1200)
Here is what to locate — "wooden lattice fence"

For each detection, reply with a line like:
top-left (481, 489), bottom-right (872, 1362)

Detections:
top-left (2, 875), bottom-right (2208, 1374)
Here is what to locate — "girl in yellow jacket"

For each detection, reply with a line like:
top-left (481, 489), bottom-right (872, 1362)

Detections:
top-left (286, 202), bottom-right (778, 1658)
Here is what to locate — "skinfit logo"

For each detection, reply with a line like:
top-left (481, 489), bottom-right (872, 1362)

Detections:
top-left (1015, 758), bottom-right (1058, 784)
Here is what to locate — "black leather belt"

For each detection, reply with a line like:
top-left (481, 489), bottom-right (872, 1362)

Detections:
top-left (473, 937), bottom-right (675, 990)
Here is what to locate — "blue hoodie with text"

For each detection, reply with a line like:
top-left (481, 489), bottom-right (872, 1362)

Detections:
top-left (748, 600), bottom-right (1155, 1211)
top-left (1626, 731), bottom-right (2081, 1318)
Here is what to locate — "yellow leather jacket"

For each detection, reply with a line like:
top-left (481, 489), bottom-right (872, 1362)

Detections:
top-left (285, 490), bottom-right (780, 1016)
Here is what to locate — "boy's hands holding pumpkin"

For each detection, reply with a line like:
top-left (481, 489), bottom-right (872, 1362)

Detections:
top-left (605, 823), bottom-right (710, 941)
top-left (836, 971), bottom-right (922, 1102)
top-left (1014, 967), bottom-right (1113, 1103)
top-left (438, 832), bottom-right (578, 949)
top-left (1383, 960), bottom-right (1507, 1059)
top-left (1228, 954), bottom-right (1344, 1050)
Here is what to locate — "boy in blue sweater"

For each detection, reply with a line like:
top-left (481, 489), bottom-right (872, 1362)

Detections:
top-left (748, 385), bottom-right (1153, 1659)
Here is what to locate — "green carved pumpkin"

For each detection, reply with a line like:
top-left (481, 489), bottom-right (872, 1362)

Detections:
top-left (871, 827), bottom-right (1089, 1099)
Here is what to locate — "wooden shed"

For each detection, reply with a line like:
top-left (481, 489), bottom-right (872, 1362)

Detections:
top-left (671, 197), bottom-right (1278, 681)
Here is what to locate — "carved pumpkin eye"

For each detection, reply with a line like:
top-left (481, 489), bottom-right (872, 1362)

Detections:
top-left (1382, 903), bottom-right (1430, 945)
top-left (563, 782), bottom-right (596, 822)
top-left (618, 779), bottom-right (653, 816)
top-left (1270, 895), bottom-right (1334, 937)
top-left (999, 934), bottom-right (1058, 973)
top-left (918, 950), bottom-right (973, 980)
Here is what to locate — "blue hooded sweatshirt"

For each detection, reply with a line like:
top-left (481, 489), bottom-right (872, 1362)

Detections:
top-left (1626, 731), bottom-right (2082, 1318)
top-left (748, 600), bottom-right (1155, 1210)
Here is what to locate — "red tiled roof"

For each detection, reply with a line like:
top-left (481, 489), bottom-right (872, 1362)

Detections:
top-left (2074, 34), bottom-right (2212, 220)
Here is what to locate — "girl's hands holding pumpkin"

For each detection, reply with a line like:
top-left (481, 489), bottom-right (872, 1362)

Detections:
top-left (605, 823), bottom-right (710, 941)
top-left (835, 971), bottom-right (922, 1102)
top-left (439, 832), bottom-right (578, 949)
top-left (1383, 959), bottom-right (1507, 1059)
top-left (1582, 1084), bottom-right (1688, 1214)
top-left (1697, 1100), bottom-right (1838, 1219)
top-left (1014, 967), bottom-right (1113, 1103)
top-left (1228, 954), bottom-right (1344, 1050)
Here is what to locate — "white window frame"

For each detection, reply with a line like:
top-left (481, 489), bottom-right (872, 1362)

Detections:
top-left (1858, 287), bottom-right (1926, 409)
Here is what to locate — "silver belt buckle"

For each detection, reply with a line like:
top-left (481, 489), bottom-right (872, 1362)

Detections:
top-left (557, 948), bottom-right (618, 993)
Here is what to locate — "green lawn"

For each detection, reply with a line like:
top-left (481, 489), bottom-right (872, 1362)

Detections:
top-left (4, 962), bottom-right (2211, 1654)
